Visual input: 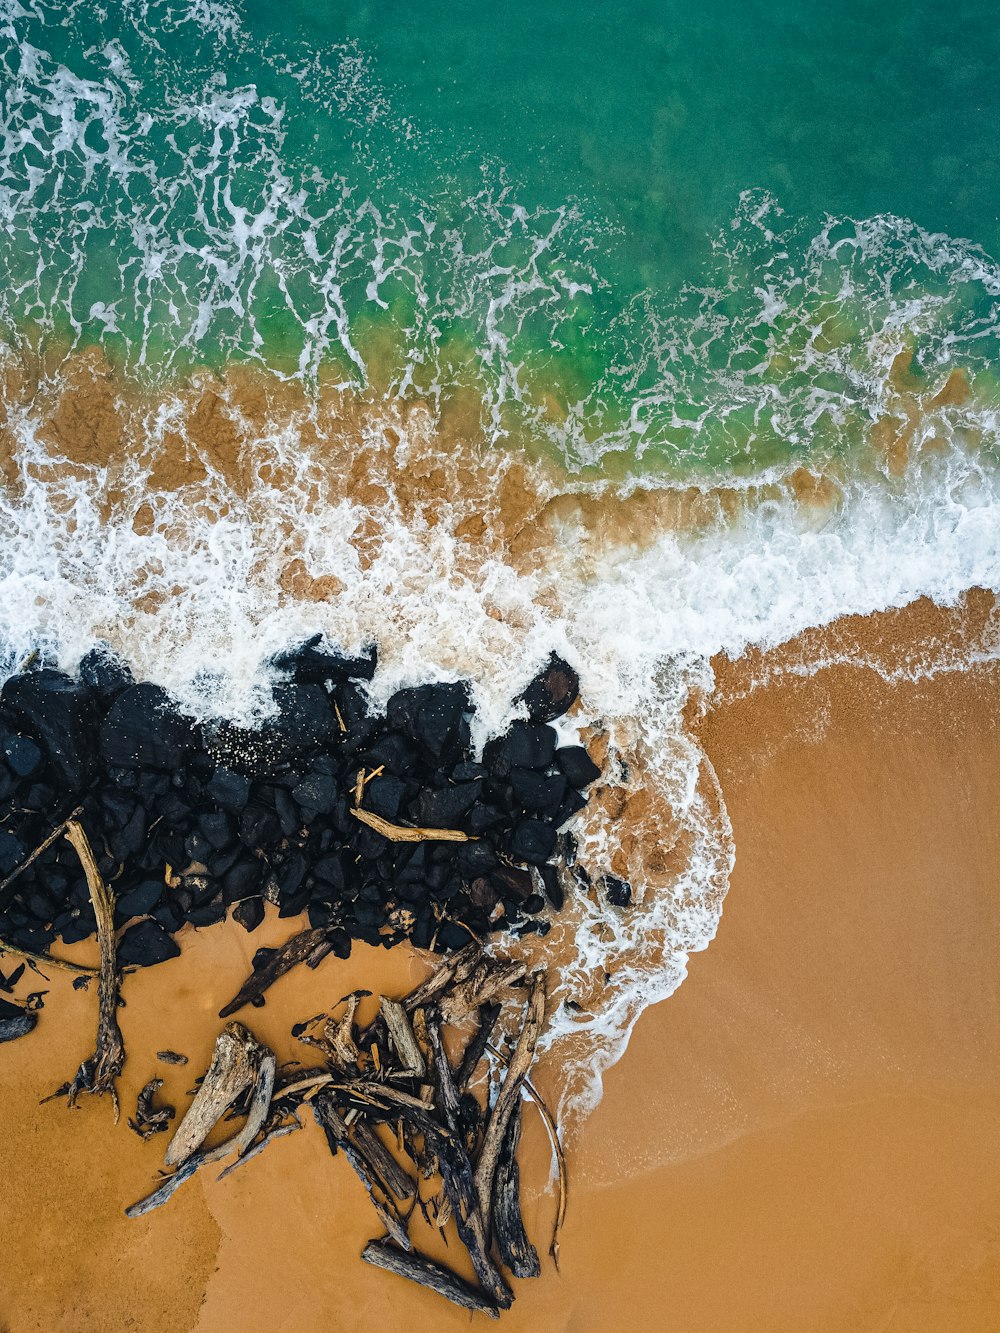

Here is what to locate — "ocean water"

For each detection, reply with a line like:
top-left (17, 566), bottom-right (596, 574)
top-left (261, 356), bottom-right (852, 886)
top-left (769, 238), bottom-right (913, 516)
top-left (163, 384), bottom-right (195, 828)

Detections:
top-left (1, 0), bottom-right (999, 1117)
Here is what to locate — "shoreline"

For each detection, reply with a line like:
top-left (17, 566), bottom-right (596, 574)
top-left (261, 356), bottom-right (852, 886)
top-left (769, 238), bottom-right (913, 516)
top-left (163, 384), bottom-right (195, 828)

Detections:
top-left (2, 596), bottom-right (998, 1329)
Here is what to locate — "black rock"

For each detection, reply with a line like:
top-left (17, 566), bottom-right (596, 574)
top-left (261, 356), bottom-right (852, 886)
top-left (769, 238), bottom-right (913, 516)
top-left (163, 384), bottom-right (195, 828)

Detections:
top-left (183, 831), bottom-right (213, 865)
top-left (538, 863), bottom-right (564, 910)
top-left (0, 729), bottom-right (42, 779)
top-left (508, 721), bottom-right (557, 770)
top-left (265, 684), bottom-right (341, 759)
top-left (466, 803), bottom-right (506, 834)
top-left (117, 919), bottom-right (181, 968)
top-left (188, 898), bottom-right (226, 927)
top-left (233, 896), bottom-right (265, 933)
top-left (602, 874), bottom-right (632, 907)
top-left (506, 819), bottom-right (557, 866)
top-left (100, 684), bottom-right (195, 771)
top-left (152, 900), bottom-right (185, 933)
top-left (364, 775), bottom-right (407, 821)
top-left (239, 804), bottom-right (281, 850)
top-left (107, 806), bottom-right (147, 861)
top-left (0, 831), bottom-right (26, 876)
top-left (511, 768), bottom-right (567, 818)
top-left (329, 928), bottom-right (352, 959)
top-left (3, 668), bottom-right (97, 789)
top-left (223, 858), bottom-right (262, 903)
top-left (291, 771), bottom-right (338, 815)
top-left (275, 854), bottom-right (307, 903)
top-left (555, 745), bottom-right (602, 788)
top-left (271, 634), bottom-right (377, 685)
top-left (436, 920), bottom-right (471, 952)
top-left (79, 645), bottom-right (134, 704)
top-left (386, 682), bottom-right (471, 761)
top-left (553, 786), bottom-right (588, 828)
top-left (518, 653), bottom-right (579, 723)
top-left (490, 864), bottom-right (534, 901)
top-left (205, 768), bottom-right (251, 811)
top-left (59, 913), bottom-right (95, 944)
top-left (363, 732), bottom-right (418, 776)
top-left (409, 781), bottom-right (481, 828)
top-left (198, 811), bottom-right (236, 850)
top-left (116, 879), bottom-right (163, 920)
top-left (455, 840), bottom-right (498, 877)
top-left (313, 853), bottom-right (345, 892)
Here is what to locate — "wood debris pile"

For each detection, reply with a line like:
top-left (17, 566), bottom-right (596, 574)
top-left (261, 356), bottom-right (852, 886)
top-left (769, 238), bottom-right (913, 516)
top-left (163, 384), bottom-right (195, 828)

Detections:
top-left (125, 942), bottom-right (565, 1318)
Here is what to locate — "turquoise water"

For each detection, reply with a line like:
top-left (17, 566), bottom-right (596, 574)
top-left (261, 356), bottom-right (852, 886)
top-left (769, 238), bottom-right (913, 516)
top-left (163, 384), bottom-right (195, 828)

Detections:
top-left (1, 0), bottom-right (999, 473)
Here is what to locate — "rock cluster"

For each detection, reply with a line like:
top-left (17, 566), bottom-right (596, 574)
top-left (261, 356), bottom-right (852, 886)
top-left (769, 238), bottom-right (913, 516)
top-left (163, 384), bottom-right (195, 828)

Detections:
top-left (0, 641), bottom-right (601, 967)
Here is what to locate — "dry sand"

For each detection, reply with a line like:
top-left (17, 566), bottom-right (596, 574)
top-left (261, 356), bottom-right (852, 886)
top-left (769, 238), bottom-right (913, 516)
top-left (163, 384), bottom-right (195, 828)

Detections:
top-left (1, 597), bottom-right (998, 1333)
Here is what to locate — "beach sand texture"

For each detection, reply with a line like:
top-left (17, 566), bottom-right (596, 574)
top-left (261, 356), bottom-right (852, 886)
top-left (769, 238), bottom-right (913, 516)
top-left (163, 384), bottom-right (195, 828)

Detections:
top-left (1, 598), bottom-right (997, 1333)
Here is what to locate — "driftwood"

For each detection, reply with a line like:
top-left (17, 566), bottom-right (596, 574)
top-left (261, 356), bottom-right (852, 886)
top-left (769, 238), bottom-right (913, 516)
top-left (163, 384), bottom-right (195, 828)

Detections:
top-left (456, 1002), bottom-right (501, 1091)
top-left (124, 949), bottom-right (561, 1319)
top-left (219, 928), bottom-right (328, 1018)
top-left (486, 1042), bottom-right (567, 1268)
top-left (378, 996), bottom-right (425, 1077)
top-left (349, 808), bottom-right (472, 843)
top-left (492, 1104), bottom-right (540, 1278)
top-left (362, 1240), bottom-right (500, 1318)
top-left (0, 940), bottom-right (99, 979)
top-left (473, 974), bottom-right (546, 1227)
top-left (127, 1024), bottom-right (276, 1217)
top-left (128, 1078), bottom-right (175, 1141)
top-left (60, 819), bottom-right (125, 1116)
top-left (166, 1023), bottom-right (273, 1166)
top-left (314, 1096), bottom-right (412, 1251)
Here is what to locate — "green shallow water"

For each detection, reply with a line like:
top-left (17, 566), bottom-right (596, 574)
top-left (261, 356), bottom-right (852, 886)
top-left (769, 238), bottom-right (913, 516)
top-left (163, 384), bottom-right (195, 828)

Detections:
top-left (1, 0), bottom-right (999, 476)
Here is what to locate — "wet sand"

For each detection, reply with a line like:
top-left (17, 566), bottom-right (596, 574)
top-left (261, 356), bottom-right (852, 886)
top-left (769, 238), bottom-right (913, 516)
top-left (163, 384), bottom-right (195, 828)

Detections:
top-left (1, 597), bottom-right (999, 1332)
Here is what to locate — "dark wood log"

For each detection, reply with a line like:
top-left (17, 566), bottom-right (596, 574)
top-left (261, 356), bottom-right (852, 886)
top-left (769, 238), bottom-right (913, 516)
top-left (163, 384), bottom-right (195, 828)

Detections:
top-left (361, 1240), bottom-right (499, 1318)
top-left (313, 1096), bottom-right (411, 1251)
top-left (492, 1102), bottom-right (540, 1278)
top-left (219, 928), bottom-right (328, 1017)
top-left (473, 973), bottom-right (546, 1228)
top-left (456, 1002), bottom-right (501, 1091)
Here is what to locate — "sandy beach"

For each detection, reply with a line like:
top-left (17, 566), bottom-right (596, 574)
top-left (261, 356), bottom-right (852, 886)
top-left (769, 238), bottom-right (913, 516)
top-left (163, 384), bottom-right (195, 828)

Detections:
top-left (1, 596), bottom-right (998, 1333)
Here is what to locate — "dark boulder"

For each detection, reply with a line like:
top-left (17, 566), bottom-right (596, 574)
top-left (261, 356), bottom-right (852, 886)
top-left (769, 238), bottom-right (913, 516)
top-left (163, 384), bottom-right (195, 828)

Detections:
top-left (484, 721), bottom-right (556, 777)
top-left (117, 919), bottom-right (181, 967)
top-left (363, 732), bottom-right (418, 776)
top-left (3, 668), bottom-right (97, 789)
top-left (116, 879), bottom-right (163, 920)
top-left (511, 768), bottom-right (567, 818)
top-left (602, 873), bottom-right (632, 907)
top-left (79, 645), bottom-right (134, 704)
top-left (0, 729), bottom-right (41, 779)
top-left (223, 858), bottom-right (262, 903)
top-left (100, 684), bottom-right (195, 771)
top-left (409, 780), bottom-right (481, 828)
top-left (386, 682), bottom-right (471, 761)
top-left (364, 775), bottom-right (407, 821)
top-left (555, 745), bottom-right (602, 788)
top-left (271, 634), bottom-right (377, 684)
top-left (233, 896), bottom-right (265, 933)
top-left (198, 811), bottom-right (236, 850)
top-left (291, 771), bottom-right (338, 815)
top-left (206, 768), bottom-right (251, 811)
top-left (506, 819), bottom-right (557, 866)
top-left (554, 786), bottom-right (588, 828)
top-left (538, 863), bottom-right (564, 909)
top-left (518, 653), bottom-right (579, 723)
top-left (265, 684), bottom-right (341, 758)
top-left (0, 831), bottom-right (26, 876)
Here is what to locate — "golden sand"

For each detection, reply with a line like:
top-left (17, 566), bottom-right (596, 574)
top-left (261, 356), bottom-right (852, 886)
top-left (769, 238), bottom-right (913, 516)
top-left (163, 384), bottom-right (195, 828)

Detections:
top-left (1, 597), bottom-right (997, 1332)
